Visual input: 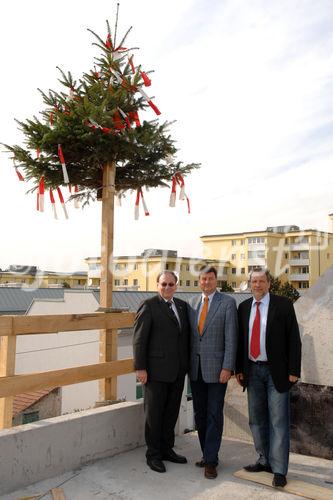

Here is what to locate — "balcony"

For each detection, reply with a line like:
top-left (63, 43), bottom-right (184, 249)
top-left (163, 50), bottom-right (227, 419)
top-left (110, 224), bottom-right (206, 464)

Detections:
top-left (247, 258), bottom-right (266, 266)
top-left (289, 243), bottom-right (309, 251)
top-left (290, 274), bottom-right (310, 281)
top-left (289, 259), bottom-right (310, 266)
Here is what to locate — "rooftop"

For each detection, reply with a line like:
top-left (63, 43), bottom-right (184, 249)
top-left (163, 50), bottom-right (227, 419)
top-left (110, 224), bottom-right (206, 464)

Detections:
top-left (6, 432), bottom-right (333, 500)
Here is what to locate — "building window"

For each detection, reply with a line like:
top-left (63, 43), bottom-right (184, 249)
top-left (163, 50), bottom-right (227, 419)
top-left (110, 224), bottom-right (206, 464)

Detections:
top-left (285, 268), bottom-right (289, 273)
top-left (231, 253), bottom-right (236, 260)
top-left (133, 279), bottom-right (138, 286)
top-left (299, 282), bottom-right (309, 289)
top-left (179, 280), bottom-right (182, 286)
top-left (23, 411), bottom-right (39, 424)
top-left (231, 240), bottom-right (237, 246)
top-left (240, 253), bottom-right (245, 259)
top-left (241, 268), bottom-right (245, 274)
top-left (217, 280), bottom-right (222, 287)
top-left (114, 279), bottom-right (120, 286)
top-left (231, 268), bottom-right (236, 274)
top-left (248, 250), bottom-right (265, 259)
top-left (232, 282), bottom-right (236, 288)
top-left (115, 263), bottom-right (121, 270)
top-left (194, 280), bottom-right (198, 286)
top-left (134, 263), bottom-right (138, 270)
top-left (240, 240), bottom-right (244, 245)
top-left (285, 253), bottom-right (289, 259)
top-left (248, 237), bottom-right (265, 244)
top-left (123, 279), bottom-right (128, 285)
top-left (186, 280), bottom-right (190, 286)
top-left (165, 263), bottom-right (169, 270)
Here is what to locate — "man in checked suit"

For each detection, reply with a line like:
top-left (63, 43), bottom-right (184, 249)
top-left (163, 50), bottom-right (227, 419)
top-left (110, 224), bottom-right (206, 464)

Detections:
top-left (188, 266), bottom-right (238, 479)
top-left (133, 270), bottom-right (190, 473)
top-left (236, 268), bottom-right (301, 488)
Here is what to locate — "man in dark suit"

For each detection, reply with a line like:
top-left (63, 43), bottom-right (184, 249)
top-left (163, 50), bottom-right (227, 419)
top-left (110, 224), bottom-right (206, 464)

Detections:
top-left (188, 266), bottom-right (238, 479)
top-left (133, 271), bottom-right (190, 473)
top-left (236, 268), bottom-right (301, 488)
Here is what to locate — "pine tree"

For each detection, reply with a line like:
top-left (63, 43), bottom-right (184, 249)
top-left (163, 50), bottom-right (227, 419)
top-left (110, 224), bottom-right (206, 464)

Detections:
top-left (3, 19), bottom-right (199, 204)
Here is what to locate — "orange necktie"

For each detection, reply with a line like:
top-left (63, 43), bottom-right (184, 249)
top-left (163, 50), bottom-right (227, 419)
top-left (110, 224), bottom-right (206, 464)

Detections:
top-left (198, 296), bottom-right (209, 335)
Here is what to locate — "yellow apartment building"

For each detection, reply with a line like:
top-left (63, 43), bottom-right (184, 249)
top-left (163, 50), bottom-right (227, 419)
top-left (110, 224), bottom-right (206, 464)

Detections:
top-left (201, 215), bottom-right (333, 291)
top-left (85, 249), bottom-right (228, 292)
top-left (0, 266), bottom-right (87, 288)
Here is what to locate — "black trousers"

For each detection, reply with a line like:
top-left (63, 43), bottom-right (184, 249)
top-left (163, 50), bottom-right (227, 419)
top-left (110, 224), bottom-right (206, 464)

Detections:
top-left (144, 375), bottom-right (185, 459)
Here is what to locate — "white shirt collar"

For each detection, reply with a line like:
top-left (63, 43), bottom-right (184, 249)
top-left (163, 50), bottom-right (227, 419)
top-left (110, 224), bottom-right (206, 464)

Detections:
top-left (252, 292), bottom-right (270, 306)
top-left (201, 290), bottom-right (216, 302)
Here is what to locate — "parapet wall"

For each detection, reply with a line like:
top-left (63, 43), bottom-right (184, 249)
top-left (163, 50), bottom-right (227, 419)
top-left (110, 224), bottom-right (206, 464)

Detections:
top-left (0, 401), bottom-right (145, 496)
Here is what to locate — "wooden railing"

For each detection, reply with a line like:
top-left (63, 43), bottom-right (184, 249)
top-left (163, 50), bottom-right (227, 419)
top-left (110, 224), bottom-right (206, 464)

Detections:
top-left (0, 311), bottom-right (136, 429)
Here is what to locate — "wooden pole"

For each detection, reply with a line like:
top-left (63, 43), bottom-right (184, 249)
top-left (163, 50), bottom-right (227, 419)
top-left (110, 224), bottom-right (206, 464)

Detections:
top-left (99, 161), bottom-right (117, 401)
top-left (0, 334), bottom-right (16, 429)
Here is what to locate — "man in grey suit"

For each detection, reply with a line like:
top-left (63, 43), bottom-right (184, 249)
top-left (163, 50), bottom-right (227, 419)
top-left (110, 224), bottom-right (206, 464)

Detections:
top-left (188, 266), bottom-right (238, 479)
top-left (133, 271), bottom-right (190, 473)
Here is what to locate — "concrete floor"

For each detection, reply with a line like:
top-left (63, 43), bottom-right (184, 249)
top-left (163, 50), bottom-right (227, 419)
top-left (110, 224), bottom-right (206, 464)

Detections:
top-left (5, 433), bottom-right (333, 500)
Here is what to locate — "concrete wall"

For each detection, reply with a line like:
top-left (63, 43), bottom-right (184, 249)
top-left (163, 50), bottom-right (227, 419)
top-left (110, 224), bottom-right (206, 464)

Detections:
top-left (0, 401), bottom-right (145, 496)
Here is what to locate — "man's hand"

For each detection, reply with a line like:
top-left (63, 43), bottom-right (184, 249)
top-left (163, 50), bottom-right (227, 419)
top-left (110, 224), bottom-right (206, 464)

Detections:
top-left (236, 373), bottom-right (244, 386)
top-left (289, 374), bottom-right (298, 383)
top-left (136, 369), bottom-right (148, 385)
top-left (219, 368), bottom-right (232, 384)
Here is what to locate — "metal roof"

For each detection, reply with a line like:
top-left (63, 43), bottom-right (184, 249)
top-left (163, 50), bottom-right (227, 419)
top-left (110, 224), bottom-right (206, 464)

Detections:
top-left (0, 288), bottom-right (251, 315)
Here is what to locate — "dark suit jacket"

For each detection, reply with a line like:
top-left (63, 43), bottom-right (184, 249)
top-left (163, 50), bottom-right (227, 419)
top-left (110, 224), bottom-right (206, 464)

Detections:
top-left (236, 293), bottom-right (301, 393)
top-left (133, 295), bottom-right (190, 383)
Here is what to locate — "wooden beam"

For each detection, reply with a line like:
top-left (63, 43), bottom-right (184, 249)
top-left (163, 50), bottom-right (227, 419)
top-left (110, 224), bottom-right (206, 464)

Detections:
top-left (51, 488), bottom-right (66, 500)
top-left (0, 358), bottom-right (134, 398)
top-left (0, 335), bottom-right (17, 428)
top-left (0, 316), bottom-right (13, 336)
top-left (0, 312), bottom-right (134, 336)
top-left (99, 161), bottom-right (117, 401)
top-left (233, 469), bottom-right (333, 500)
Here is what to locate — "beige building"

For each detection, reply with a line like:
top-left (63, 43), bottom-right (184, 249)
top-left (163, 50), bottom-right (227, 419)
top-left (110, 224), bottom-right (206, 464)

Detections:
top-left (0, 265), bottom-right (87, 288)
top-left (85, 249), bottom-right (228, 292)
top-left (201, 215), bottom-right (333, 291)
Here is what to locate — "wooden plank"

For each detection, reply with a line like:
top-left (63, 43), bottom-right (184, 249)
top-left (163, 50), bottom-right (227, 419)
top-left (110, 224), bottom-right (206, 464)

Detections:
top-left (233, 469), bottom-right (333, 500)
top-left (3, 312), bottom-right (135, 336)
top-left (0, 316), bottom-right (13, 336)
top-left (0, 335), bottom-right (17, 428)
top-left (100, 328), bottom-right (117, 401)
top-left (0, 358), bottom-right (134, 398)
top-left (99, 161), bottom-right (116, 402)
top-left (51, 487), bottom-right (66, 500)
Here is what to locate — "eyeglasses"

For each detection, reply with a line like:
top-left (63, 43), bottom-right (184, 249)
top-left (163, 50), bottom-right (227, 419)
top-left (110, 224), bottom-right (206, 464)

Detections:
top-left (160, 282), bottom-right (176, 287)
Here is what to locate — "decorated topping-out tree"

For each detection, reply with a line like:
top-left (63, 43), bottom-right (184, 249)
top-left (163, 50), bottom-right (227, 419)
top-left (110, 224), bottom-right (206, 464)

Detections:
top-left (4, 17), bottom-right (199, 217)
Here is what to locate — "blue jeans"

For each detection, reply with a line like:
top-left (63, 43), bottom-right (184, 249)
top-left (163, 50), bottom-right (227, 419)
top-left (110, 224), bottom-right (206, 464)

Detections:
top-left (247, 362), bottom-right (290, 475)
top-left (191, 365), bottom-right (227, 466)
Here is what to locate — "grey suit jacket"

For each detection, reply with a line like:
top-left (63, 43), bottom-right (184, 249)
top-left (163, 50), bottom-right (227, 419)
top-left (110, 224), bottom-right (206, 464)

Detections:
top-left (188, 292), bottom-right (238, 383)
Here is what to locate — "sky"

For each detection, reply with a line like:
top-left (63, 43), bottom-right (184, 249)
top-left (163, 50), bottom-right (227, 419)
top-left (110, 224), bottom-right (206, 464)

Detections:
top-left (1, 0), bottom-right (333, 271)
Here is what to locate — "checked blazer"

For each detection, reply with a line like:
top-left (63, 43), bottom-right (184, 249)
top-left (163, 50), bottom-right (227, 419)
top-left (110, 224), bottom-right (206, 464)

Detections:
top-left (188, 292), bottom-right (238, 383)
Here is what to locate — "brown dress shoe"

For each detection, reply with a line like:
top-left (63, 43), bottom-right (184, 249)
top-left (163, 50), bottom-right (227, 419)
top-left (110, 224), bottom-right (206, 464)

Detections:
top-left (204, 465), bottom-right (217, 479)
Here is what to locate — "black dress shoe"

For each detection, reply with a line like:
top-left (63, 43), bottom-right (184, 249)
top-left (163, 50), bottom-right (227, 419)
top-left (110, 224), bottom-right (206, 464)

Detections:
top-left (147, 458), bottom-right (166, 473)
top-left (195, 459), bottom-right (205, 468)
top-left (204, 465), bottom-right (217, 479)
top-left (272, 473), bottom-right (287, 487)
top-left (244, 463), bottom-right (272, 473)
top-left (162, 449), bottom-right (187, 463)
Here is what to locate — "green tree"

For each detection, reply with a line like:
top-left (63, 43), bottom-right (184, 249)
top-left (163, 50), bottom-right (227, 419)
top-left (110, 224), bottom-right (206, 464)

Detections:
top-left (268, 272), bottom-right (300, 302)
top-left (220, 282), bottom-right (234, 292)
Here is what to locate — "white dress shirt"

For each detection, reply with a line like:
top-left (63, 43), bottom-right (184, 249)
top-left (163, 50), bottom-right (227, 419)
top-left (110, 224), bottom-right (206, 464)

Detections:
top-left (248, 292), bottom-right (270, 361)
top-left (164, 298), bottom-right (180, 324)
